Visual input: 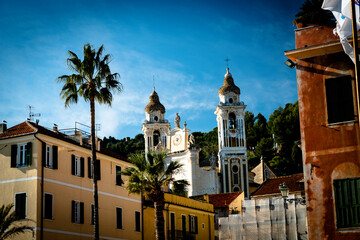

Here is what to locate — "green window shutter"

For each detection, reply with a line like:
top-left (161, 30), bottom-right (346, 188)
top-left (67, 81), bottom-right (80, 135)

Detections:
top-left (25, 142), bottom-right (32, 166)
top-left (11, 145), bottom-right (17, 168)
top-left (195, 216), bottom-right (198, 234)
top-left (80, 202), bottom-right (84, 224)
top-left (71, 200), bottom-right (75, 222)
top-left (334, 178), bottom-right (360, 228)
top-left (88, 157), bottom-right (92, 179)
top-left (15, 193), bottom-right (26, 219)
top-left (71, 155), bottom-right (75, 175)
top-left (52, 146), bottom-right (58, 169)
top-left (80, 157), bottom-right (84, 177)
top-left (42, 142), bottom-right (46, 167)
top-left (96, 160), bottom-right (101, 180)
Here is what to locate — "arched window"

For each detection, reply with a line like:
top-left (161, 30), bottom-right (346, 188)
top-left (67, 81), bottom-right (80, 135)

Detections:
top-left (229, 112), bottom-right (236, 129)
top-left (153, 130), bottom-right (160, 146)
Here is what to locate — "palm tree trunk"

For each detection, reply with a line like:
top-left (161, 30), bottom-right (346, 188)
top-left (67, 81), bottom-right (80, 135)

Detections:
top-left (91, 99), bottom-right (99, 240)
top-left (154, 198), bottom-right (165, 240)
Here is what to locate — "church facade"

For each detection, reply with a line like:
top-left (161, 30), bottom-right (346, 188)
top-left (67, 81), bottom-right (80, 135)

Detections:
top-left (142, 68), bottom-right (249, 198)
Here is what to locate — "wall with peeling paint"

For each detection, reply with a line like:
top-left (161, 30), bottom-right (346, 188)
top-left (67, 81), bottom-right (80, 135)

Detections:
top-left (289, 25), bottom-right (360, 239)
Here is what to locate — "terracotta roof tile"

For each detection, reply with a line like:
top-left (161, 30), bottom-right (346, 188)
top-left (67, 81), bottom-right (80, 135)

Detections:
top-left (251, 173), bottom-right (304, 197)
top-left (208, 192), bottom-right (242, 208)
top-left (0, 121), bottom-right (37, 138)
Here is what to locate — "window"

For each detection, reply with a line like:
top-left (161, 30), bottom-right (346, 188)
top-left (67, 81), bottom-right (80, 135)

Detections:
top-left (71, 155), bottom-right (84, 177)
top-left (71, 200), bottom-right (84, 224)
top-left (44, 193), bottom-right (53, 220)
top-left (334, 178), bottom-right (360, 228)
top-left (189, 215), bottom-right (198, 234)
top-left (153, 130), bottom-right (160, 146)
top-left (116, 207), bottom-right (122, 229)
top-left (325, 76), bottom-right (355, 124)
top-left (11, 143), bottom-right (32, 167)
top-left (91, 204), bottom-right (95, 225)
top-left (135, 211), bottom-right (141, 232)
top-left (43, 143), bottom-right (58, 169)
top-left (243, 163), bottom-right (248, 198)
top-left (88, 158), bottom-right (101, 180)
top-left (116, 166), bottom-right (123, 186)
top-left (15, 193), bottom-right (26, 219)
top-left (229, 112), bottom-right (236, 129)
top-left (232, 164), bottom-right (239, 185)
top-left (224, 163), bottom-right (229, 193)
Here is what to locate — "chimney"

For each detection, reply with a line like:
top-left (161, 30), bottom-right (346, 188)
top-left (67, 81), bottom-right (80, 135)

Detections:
top-left (53, 124), bottom-right (58, 133)
top-left (0, 121), bottom-right (7, 133)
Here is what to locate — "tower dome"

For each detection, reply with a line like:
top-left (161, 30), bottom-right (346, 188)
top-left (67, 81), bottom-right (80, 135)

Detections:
top-left (218, 68), bottom-right (240, 95)
top-left (145, 88), bottom-right (165, 113)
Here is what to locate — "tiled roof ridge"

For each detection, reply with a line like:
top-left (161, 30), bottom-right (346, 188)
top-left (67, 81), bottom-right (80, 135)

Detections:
top-left (25, 121), bottom-right (39, 132)
top-left (267, 172), bottom-right (303, 180)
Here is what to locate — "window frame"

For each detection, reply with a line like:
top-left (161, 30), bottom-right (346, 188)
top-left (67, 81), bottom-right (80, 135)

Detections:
top-left (71, 200), bottom-right (83, 224)
top-left (189, 215), bottom-right (198, 234)
top-left (116, 165), bottom-right (123, 186)
top-left (44, 193), bottom-right (53, 220)
top-left (45, 144), bottom-right (53, 168)
top-left (325, 75), bottom-right (356, 125)
top-left (14, 192), bottom-right (27, 220)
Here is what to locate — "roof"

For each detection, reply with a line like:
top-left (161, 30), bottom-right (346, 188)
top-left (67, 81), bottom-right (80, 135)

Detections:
top-left (251, 173), bottom-right (304, 197)
top-left (218, 68), bottom-right (240, 95)
top-left (0, 121), bottom-right (129, 162)
top-left (145, 88), bottom-right (165, 113)
top-left (208, 192), bottom-right (242, 208)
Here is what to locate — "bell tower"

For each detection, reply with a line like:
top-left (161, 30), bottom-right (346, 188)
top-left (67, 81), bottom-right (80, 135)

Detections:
top-left (215, 68), bottom-right (249, 198)
top-left (142, 88), bottom-right (170, 154)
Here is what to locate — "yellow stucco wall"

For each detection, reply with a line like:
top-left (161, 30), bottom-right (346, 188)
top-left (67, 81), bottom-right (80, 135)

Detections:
top-left (0, 133), bottom-right (141, 240)
top-left (144, 193), bottom-right (215, 240)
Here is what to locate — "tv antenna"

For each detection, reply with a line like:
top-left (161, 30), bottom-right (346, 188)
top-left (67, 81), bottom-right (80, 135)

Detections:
top-left (27, 105), bottom-right (41, 122)
top-left (95, 124), bottom-right (101, 137)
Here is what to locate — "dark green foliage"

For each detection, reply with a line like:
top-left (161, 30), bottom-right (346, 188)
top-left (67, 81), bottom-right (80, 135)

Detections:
top-left (245, 101), bottom-right (302, 176)
top-left (294, 0), bottom-right (335, 27)
top-left (101, 134), bottom-right (145, 157)
top-left (192, 128), bottom-right (218, 162)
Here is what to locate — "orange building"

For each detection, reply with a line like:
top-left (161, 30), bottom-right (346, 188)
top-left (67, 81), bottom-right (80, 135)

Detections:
top-left (0, 121), bottom-right (142, 240)
top-left (285, 25), bottom-right (360, 239)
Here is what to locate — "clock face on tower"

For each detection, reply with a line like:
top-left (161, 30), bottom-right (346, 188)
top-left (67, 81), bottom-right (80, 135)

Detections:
top-left (173, 134), bottom-right (182, 146)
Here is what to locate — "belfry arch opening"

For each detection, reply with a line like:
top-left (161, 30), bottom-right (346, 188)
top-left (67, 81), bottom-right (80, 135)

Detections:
top-left (229, 112), bottom-right (236, 129)
top-left (153, 130), bottom-right (160, 146)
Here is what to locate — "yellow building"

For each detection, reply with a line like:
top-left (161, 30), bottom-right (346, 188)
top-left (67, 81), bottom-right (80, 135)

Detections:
top-left (143, 193), bottom-right (215, 240)
top-left (0, 121), bottom-right (142, 240)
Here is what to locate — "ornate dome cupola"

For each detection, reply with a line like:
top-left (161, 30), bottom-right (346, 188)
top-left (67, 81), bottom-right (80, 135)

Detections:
top-left (145, 88), bottom-right (166, 122)
top-left (218, 68), bottom-right (241, 105)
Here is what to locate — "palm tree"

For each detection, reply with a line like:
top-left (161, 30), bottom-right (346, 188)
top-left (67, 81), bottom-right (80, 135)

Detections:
top-left (0, 204), bottom-right (33, 240)
top-left (123, 150), bottom-right (188, 240)
top-left (57, 43), bottom-right (122, 240)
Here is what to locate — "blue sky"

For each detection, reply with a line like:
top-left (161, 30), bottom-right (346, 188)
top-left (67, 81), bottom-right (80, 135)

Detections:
top-left (0, 0), bottom-right (302, 139)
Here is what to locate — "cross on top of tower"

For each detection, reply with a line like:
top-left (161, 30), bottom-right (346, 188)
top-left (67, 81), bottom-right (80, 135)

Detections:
top-left (225, 57), bottom-right (230, 67)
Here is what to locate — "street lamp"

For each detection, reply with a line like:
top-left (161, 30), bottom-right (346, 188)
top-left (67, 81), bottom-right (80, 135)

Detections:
top-left (278, 182), bottom-right (306, 205)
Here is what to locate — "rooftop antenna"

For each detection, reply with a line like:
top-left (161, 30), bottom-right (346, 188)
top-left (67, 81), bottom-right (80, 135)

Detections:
top-left (95, 124), bottom-right (101, 137)
top-left (225, 57), bottom-right (231, 68)
top-left (27, 105), bottom-right (41, 122)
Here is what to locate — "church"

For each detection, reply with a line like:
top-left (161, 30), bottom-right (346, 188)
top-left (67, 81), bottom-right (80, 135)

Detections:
top-left (142, 68), bottom-right (249, 198)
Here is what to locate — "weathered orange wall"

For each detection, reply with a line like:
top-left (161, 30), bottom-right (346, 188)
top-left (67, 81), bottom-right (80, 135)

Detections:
top-left (295, 26), bottom-right (360, 239)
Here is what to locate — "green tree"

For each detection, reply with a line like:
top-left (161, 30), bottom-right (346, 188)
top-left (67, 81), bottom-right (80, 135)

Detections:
top-left (57, 44), bottom-right (122, 240)
top-left (268, 102), bottom-right (302, 175)
top-left (0, 204), bottom-right (33, 240)
top-left (122, 151), bottom-right (188, 240)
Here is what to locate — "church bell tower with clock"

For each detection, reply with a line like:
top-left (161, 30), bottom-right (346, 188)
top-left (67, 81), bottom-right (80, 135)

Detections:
top-left (215, 68), bottom-right (249, 198)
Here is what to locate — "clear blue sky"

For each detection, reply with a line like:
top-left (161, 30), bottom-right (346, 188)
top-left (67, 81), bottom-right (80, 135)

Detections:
top-left (0, 0), bottom-right (302, 139)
